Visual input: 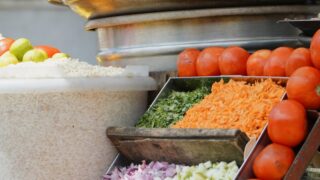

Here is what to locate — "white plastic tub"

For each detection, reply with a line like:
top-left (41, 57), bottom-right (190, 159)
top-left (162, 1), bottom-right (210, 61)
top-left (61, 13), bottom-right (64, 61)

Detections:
top-left (0, 77), bottom-right (156, 180)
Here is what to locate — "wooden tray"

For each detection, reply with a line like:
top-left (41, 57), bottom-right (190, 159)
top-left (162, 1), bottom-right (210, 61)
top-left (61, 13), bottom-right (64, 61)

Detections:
top-left (107, 127), bottom-right (249, 166)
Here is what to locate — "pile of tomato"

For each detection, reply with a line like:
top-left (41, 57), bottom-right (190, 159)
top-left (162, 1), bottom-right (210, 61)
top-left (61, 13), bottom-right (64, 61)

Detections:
top-left (178, 29), bottom-right (320, 179)
top-left (177, 31), bottom-right (320, 78)
top-left (177, 46), bottom-right (317, 76)
top-left (251, 61), bottom-right (320, 179)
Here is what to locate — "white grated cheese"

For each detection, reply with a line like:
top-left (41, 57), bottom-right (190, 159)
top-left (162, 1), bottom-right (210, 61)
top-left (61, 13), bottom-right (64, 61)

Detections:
top-left (51, 58), bottom-right (125, 77)
top-left (0, 58), bottom-right (127, 78)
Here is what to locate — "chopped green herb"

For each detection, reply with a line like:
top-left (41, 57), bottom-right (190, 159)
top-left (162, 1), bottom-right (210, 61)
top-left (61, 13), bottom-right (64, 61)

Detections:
top-left (136, 87), bottom-right (210, 128)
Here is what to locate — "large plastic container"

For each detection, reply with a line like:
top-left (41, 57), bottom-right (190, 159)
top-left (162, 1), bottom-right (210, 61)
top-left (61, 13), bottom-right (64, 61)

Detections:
top-left (0, 77), bottom-right (156, 180)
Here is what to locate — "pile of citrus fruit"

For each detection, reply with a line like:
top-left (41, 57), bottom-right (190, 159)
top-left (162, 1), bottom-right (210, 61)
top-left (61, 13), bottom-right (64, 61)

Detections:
top-left (0, 37), bottom-right (69, 67)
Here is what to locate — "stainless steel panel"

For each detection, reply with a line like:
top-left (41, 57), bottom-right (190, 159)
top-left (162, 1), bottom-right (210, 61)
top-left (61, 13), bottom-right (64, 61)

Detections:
top-left (279, 18), bottom-right (320, 36)
top-left (95, 15), bottom-right (300, 49)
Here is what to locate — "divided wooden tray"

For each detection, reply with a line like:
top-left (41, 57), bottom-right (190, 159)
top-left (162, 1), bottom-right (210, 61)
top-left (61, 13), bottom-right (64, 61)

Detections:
top-left (105, 76), bottom-right (288, 169)
top-left (105, 111), bottom-right (320, 180)
top-left (104, 76), bottom-right (320, 179)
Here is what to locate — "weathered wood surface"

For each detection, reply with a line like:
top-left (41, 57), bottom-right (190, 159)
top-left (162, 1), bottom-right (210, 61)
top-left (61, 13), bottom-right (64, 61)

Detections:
top-left (108, 127), bottom-right (248, 139)
top-left (107, 127), bottom-right (249, 165)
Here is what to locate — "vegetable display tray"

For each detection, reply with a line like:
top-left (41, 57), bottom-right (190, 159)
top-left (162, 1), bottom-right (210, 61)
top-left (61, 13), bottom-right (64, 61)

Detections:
top-left (106, 76), bottom-right (288, 169)
top-left (235, 110), bottom-right (320, 180)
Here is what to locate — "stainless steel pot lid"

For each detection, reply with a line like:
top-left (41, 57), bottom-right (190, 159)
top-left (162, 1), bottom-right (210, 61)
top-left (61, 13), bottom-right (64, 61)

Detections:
top-left (49, 0), bottom-right (310, 19)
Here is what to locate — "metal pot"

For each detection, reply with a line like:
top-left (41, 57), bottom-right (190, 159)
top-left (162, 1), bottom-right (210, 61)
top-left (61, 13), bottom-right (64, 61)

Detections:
top-left (87, 5), bottom-right (319, 72)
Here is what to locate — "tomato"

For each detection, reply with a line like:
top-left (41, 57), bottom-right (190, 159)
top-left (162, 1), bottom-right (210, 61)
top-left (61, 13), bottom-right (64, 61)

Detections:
top-left (285, 48), bottom-right (312, 76)
top-left (253, 143), bottom-right (294, 180)
top-left (286, 67), bottom-right (320, 109)
top-left (0, 38), bottom-right (14, 56)
top-left (264, 47), bottom-right (293, 76)
top-left (310, 29), bottom-right (320, 69)
top-left (219, 46), bottom-right (249, 75)
top-left (247, 49), bottom-right (271, 76)
top-left (196, 47), bottom-right (224, 76)
top-left (177, 48), bottom-right (200, 77)
top-left (268, 100), bottom-right (307, 147)
top-left (34, 45), bottom-right (60, 58)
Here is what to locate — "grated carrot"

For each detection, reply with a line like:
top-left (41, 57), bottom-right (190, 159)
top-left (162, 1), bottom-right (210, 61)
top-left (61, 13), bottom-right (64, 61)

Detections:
top-left (171, 79), bottom-right (285, 138)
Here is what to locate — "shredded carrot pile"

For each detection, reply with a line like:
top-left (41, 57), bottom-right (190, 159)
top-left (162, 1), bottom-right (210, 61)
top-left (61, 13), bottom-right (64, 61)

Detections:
top-left (172, 79), bottom-right (285, 138)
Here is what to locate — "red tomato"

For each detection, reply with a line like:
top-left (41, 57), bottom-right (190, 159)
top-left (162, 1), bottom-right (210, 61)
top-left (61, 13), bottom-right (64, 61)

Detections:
top-left (285, 48), bottom-right (312, 76)
top-left (310, 29), bottom-right (320, 69)
top-left (177, 48), bottom-right (200, 77)
top-left (268, 100), bottom-right (307, 147)
top-left (196, 47), bottom-right (224, 76)
top-left (0, 38), bottom-right (14, 56)
top-left (286, 67), bottom-right (320, 109)
top-left (253, 143), bottom-right (294, 180)
top-left (264, 47), bottom-right (293, 76)
top-left (247, 49), bottom-right (271, 76)
top-left (34, 45), bottom-right (60, 58)
top-left (219, 46), bottom-right (249, 75)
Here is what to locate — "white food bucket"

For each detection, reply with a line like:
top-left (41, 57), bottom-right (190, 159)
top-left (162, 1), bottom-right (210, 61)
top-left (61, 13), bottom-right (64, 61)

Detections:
top-left (0, 77), bottom-right (156, 180)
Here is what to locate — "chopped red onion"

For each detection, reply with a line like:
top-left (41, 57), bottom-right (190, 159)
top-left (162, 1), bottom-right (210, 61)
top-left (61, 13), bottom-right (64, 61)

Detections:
top-left (103, 161), bottom-right (177, 180)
